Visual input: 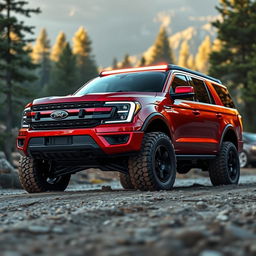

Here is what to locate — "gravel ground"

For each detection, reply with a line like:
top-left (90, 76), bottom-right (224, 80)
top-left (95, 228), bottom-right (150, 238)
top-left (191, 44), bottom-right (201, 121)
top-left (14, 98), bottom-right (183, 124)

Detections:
top-left (0, 171), bottom-right (255, 256)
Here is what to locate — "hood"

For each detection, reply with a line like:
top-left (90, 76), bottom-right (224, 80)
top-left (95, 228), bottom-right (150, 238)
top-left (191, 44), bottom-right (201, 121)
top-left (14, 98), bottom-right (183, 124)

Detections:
top-left (32, 92), bottom-right (164, 106)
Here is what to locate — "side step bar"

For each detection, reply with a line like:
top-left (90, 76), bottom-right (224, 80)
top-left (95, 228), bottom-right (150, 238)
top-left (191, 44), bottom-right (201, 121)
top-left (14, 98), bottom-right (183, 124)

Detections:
top-left (176, 155), bottom-right (217, 160)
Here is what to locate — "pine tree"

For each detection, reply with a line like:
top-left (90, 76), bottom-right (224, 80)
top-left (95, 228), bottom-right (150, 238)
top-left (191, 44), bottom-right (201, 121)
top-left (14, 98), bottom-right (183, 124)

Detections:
top-left (72, 27), bottom-right (98, 85)
top-left (32, 28), bottom-right (51, 88)
top-left (46, 43), bottom-right (77, 96)
top-left (178, 40), bottom-right (190, 68)
top-left (0, 0), bottom-right (40, 162)
top-left (148, 26), bottom-right (174, 65)
top-left (32, 29), bottom-right (50, 63)
top-left (195, 36), bottom-right (212, 73)
top-left (50, 31), bottom-right (67, 62)
top-left (112, 57), bottom-right (118, 69)
top-left (209, 0), bottom-right (256, 130)
top-left (246, 47), bottom-right (256, 109)
top-left (138, 56), bottom-right (146, 67)
top-left (120, 54), bottom-right (132, 68)
top-left (212, 38), bottom-right (222, 52)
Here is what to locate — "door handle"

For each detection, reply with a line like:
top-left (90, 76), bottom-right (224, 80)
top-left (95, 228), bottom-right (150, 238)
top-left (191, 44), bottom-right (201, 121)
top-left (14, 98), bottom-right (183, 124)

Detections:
top-left (192, 110), bottom-right (200, 116)
top-left (216, 113), bottom-right (223, 119)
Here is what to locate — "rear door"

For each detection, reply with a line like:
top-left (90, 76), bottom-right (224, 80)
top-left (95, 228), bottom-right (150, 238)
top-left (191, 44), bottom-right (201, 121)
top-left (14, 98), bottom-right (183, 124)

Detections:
top-left (187, 76), bottom-right (220, 154)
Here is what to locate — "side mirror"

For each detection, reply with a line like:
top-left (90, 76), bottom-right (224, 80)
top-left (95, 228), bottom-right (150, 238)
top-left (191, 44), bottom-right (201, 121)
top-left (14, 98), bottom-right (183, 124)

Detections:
top-left (170, 86), bottom-right (195, 100)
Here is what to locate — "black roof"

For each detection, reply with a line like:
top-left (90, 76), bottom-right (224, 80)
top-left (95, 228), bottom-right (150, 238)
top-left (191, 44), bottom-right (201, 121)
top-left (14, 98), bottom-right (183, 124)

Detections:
top-left (168, 64), bottom-right (222, 84)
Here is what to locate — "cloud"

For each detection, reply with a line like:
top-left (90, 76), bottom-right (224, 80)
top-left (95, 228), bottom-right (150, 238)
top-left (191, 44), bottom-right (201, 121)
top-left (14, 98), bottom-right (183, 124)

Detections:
top-left (189, 15), bottom-right (221, 23)
top-left (178, 6), bottom-right (191, 12)
top-left (68, 7), bottom-right (77, 17)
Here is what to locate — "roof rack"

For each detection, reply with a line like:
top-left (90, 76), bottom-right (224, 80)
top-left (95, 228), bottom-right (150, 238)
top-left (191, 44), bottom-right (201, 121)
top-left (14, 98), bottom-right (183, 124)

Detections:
top-left (100, 64), bottom-right (222, 84)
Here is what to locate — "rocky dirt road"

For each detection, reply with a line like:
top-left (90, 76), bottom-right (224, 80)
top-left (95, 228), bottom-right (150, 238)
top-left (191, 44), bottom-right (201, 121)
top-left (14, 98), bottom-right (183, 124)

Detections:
top-left (0, 173), bottom-right (256, 256)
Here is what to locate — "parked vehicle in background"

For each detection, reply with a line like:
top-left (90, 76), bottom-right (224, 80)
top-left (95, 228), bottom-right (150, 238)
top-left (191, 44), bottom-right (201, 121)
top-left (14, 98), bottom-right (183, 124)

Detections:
top-left (239, 132), bottom-right (256, 168)
top-left (17, 64), bottom-right (243, 193)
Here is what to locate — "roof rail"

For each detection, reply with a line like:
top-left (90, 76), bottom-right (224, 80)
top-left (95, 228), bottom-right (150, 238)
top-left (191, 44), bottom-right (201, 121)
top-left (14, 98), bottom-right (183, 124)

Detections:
top-left (168, 64), bottom-right (222, 84)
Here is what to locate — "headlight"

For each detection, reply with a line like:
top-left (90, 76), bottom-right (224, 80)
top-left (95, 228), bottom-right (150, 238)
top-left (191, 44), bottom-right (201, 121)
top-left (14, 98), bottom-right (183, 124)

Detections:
top-left (103, 101), bottom-right (141, 124)
top-left (21, 107), bottom-right (31, 128)
top-left (251, 145), bottom-right (256, 151)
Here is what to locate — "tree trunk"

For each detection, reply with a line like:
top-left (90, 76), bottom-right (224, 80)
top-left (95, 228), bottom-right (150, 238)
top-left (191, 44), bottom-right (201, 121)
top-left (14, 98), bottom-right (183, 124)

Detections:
top-left (4, 0), bottom-right (13, 164)
top-left (243, 102), bottom-right (255, 132)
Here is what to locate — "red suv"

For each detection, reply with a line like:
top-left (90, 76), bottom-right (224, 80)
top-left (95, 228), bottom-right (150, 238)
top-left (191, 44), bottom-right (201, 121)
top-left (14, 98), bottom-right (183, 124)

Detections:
top-left (17, 64), bottom-right (243, 193)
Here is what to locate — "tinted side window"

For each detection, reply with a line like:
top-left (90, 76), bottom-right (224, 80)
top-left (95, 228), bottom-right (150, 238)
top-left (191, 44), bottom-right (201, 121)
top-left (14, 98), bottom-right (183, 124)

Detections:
top-left (212, 84), bottom-right (235, 108)
top-left (191, 78), bottom-right (211, 104)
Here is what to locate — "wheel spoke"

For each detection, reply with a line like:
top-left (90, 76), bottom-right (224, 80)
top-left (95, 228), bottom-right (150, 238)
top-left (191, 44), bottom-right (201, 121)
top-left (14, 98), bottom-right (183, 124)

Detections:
top-left (227, 148), bottom-right (239, 180)
top-left (154, 145), bottom-right (172, 182)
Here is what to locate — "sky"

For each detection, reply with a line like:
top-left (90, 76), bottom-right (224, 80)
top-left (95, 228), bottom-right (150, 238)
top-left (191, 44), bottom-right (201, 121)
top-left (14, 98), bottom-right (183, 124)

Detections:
top-left (24, 0), bottom-right (219, 66)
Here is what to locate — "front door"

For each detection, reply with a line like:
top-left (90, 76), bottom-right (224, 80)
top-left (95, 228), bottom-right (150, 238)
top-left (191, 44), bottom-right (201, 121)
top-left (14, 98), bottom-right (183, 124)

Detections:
top-left (166, 73), bottom-right (219, 154)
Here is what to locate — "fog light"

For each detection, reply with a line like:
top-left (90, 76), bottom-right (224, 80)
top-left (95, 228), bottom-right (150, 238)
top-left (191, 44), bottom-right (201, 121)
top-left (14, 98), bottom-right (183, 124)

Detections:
top-left (18, 139), bottom-right (25, 147)
top-left (103, 135), bottom-right (130, 145)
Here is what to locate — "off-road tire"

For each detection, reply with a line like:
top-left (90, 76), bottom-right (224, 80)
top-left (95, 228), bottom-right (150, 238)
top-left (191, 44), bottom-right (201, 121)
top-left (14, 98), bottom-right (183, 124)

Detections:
top-left (209, 142), bottom-right (240, 186)
top-left (18, 156), bottom-right (70, 193)
top-left (119, 173), bottom-right (134, 189)
top-left (128, 132), bottom-right (176, 191)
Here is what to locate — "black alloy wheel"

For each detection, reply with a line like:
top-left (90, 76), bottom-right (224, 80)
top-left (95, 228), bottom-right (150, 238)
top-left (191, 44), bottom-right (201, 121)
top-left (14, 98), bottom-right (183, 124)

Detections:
top-left (227, 149), bottom-right (239, 182)
top-left (154, 145), bottom-right (172, 183)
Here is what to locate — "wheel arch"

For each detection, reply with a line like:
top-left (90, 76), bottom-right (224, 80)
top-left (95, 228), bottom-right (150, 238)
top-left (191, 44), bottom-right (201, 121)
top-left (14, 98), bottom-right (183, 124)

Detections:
top-left (141, 113), bottom-right (173, 141)
top-left (220, 124), bottom-right (238, 150)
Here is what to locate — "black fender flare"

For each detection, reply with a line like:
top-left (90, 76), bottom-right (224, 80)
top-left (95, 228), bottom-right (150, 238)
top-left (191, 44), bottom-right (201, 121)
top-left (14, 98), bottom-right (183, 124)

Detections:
top-left (141, 113), bottom-right (173, 141)
top-left (219, 124), bottom-right (238, 150)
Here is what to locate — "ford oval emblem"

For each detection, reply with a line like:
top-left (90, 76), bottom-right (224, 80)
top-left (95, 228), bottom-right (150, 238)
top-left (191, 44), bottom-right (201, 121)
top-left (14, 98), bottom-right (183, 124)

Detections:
top-left (50, 110), bottom-right (69, 120)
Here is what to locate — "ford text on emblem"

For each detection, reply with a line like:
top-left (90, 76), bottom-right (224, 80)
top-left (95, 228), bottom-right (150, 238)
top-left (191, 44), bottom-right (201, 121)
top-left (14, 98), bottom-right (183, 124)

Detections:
top-left (50, 110), bottom-right (69, 120)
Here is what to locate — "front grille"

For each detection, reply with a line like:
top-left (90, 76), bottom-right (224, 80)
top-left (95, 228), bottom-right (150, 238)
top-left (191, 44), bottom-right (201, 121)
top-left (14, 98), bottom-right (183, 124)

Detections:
top-left (32, 102), bottom-right (104, 111)
top-left (30, 101), bottom-right (111, 130)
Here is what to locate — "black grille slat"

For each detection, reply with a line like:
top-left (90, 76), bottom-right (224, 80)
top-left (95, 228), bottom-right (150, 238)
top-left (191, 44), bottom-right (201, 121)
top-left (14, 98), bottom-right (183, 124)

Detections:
top-left (32, 102), bottom-right (104, 111)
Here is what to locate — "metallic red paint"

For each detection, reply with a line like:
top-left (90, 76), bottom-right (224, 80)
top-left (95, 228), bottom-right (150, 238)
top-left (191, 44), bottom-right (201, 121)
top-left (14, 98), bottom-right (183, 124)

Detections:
top-left (17, 66), bottom-right (243, 158)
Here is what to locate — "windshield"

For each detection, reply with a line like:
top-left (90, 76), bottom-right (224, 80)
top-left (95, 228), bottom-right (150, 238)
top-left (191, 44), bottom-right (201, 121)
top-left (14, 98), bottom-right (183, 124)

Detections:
top-left (243, 133), bottom-right (256, 143)
top-left (74, 71), bottom-right (167, 95)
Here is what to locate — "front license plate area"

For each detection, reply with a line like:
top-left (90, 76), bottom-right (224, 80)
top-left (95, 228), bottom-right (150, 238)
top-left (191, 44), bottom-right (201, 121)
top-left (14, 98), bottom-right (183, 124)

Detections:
top-left (45, 136), bottom-right (72, 145)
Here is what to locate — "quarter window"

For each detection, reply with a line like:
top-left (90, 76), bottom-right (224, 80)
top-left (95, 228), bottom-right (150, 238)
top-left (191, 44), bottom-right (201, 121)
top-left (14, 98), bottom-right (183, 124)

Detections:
top-left (212, 84), bottom-right (235, 108)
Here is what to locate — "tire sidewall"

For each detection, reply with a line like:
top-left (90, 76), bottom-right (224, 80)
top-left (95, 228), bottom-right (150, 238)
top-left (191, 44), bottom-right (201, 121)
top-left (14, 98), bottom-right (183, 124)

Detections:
top-left (150, 136), bottom-right (176, 190)
top-left (224, 143), bottom-right (240, 184)
top-left (119, 173), bottom-right (134, 189)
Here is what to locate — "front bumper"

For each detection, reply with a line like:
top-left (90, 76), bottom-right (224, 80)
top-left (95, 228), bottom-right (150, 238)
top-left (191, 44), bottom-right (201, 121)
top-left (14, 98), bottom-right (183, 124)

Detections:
top-left (17, 126), bottom-right (144, 157)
